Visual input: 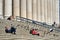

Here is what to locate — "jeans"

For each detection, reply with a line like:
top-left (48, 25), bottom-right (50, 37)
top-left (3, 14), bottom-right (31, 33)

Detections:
top-left (5, 27), bottom-right (16, 34)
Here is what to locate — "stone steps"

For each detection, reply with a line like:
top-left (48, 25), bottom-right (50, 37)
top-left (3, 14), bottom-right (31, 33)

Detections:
top-left (0, 19), bottom-right (60, 40)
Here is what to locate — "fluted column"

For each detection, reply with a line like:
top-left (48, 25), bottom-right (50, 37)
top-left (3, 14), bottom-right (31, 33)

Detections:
top-left (56, 0), bottom-right (59, 24)
top-left (26, 0), bottom-right (32, 19)
top-left (0, 0), bottom-right (3, 19)
top-left (5, 0), bottom-right (12, 17)
top-left (44, 0), bottom-right (48, 24)
top-left (13, 0), bottom-right (20, 18)
top-left (47, 0), bottom-right (52, 24)
top-left (21, 0), bottom-right (26, 18)
top-left (37, 0), bottom-right (41, 22)
top-left (40, 0), bottom-right (42, 22)
top-left (41, 0), bottom-right (45, 22)
top-left (50, 0), bottom-right (53, 24)
top-left (32, 0), bottom-right (37, 21)
top-left (52, 0), bottom-right (56, 24)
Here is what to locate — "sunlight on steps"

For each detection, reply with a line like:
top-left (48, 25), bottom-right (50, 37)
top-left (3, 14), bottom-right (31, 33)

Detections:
top-left (0, 19), bottom-right (60, 40)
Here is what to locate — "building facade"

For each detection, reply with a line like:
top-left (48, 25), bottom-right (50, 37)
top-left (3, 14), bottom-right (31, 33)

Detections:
top-left (0, 0), bottom-right (59, 25)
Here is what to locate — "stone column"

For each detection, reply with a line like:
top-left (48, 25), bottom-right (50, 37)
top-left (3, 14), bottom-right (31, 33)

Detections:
top-left (40, 0), bottom-right (42, 22)
top-left (51, 0), bottom-right (54, 24)
top-left (21, 0), bottom-right (26, 18)
top-left (26, 0), bottom-right (32, 19)
top-left (37, 0), bottom-right (41, 22)
top-left (52, 0), bottom-right (56, 24)
top-left (5, 0), bottom-right (12, 18)
top-left (57, 0), bottom-right (60, 24)
top-left (47, 0), bottom-right (52, 24)
top-left (13, 0), bottom-right (20, 18)
top-left (56, 0), bottom-right (59, 24)
top-left (0, 0), bottom-right (3, 19)
top-left (41, 0), bottom-right (45, 22)
top-left (44, 0), bottom-right (48, 24)
top-left (50, 0), bottom-right (53, 24)
top-left (32, 0), bottom-right (37, 21)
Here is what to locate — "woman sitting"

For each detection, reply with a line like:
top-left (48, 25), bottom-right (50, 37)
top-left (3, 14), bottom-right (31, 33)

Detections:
top-left (30, 29), bottom-right (40, 36)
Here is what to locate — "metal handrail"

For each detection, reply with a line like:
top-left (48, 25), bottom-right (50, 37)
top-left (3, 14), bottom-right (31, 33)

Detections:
top-left (16, 17), bottom-right (60, 32)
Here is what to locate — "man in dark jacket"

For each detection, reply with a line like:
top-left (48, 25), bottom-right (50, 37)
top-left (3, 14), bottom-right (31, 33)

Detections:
top-left (5, 25), bottom-right (16, 34)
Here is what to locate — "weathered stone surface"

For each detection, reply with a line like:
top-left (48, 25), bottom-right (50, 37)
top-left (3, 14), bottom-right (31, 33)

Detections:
top-left (13, 0), bottom-right (20, 18)
top-left (5, 0), bottom-right (12, 16)
top-left (0, 0), bottom-right (59, 26)
top-left (0, 19), bottom-right (60, 40)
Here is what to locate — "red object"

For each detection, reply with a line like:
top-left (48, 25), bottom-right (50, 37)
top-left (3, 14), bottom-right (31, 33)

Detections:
top-left (32, 29), bottom-right (39, 35)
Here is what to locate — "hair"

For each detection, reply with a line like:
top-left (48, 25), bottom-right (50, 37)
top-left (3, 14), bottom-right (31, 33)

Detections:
top-left (11, 24), bottom-right (13, 25)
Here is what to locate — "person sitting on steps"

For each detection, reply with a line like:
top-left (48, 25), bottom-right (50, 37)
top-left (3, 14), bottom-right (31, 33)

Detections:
top-left (5, 25), bottom-right (16, 34)
top-left (7, 16), bottom-right (14, 20)
top-left (30, 29), bottom-right (40, 36)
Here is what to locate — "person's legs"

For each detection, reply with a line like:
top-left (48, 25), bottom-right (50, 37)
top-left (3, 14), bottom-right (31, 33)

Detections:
top-left (32, 33), bottom-right (40, 36)
top-left (11, 27), bottom-right (16, 34)
top-left (5, 29), bottom-right (9, 33)
top-left (13, 28), bottom-right (16, 34)
top-left (37, 34), bottom-right (40, 36)
top-left (5, 29), bottom-right (11, 33)
top-left (30, 30), bottom-right (32, 34)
